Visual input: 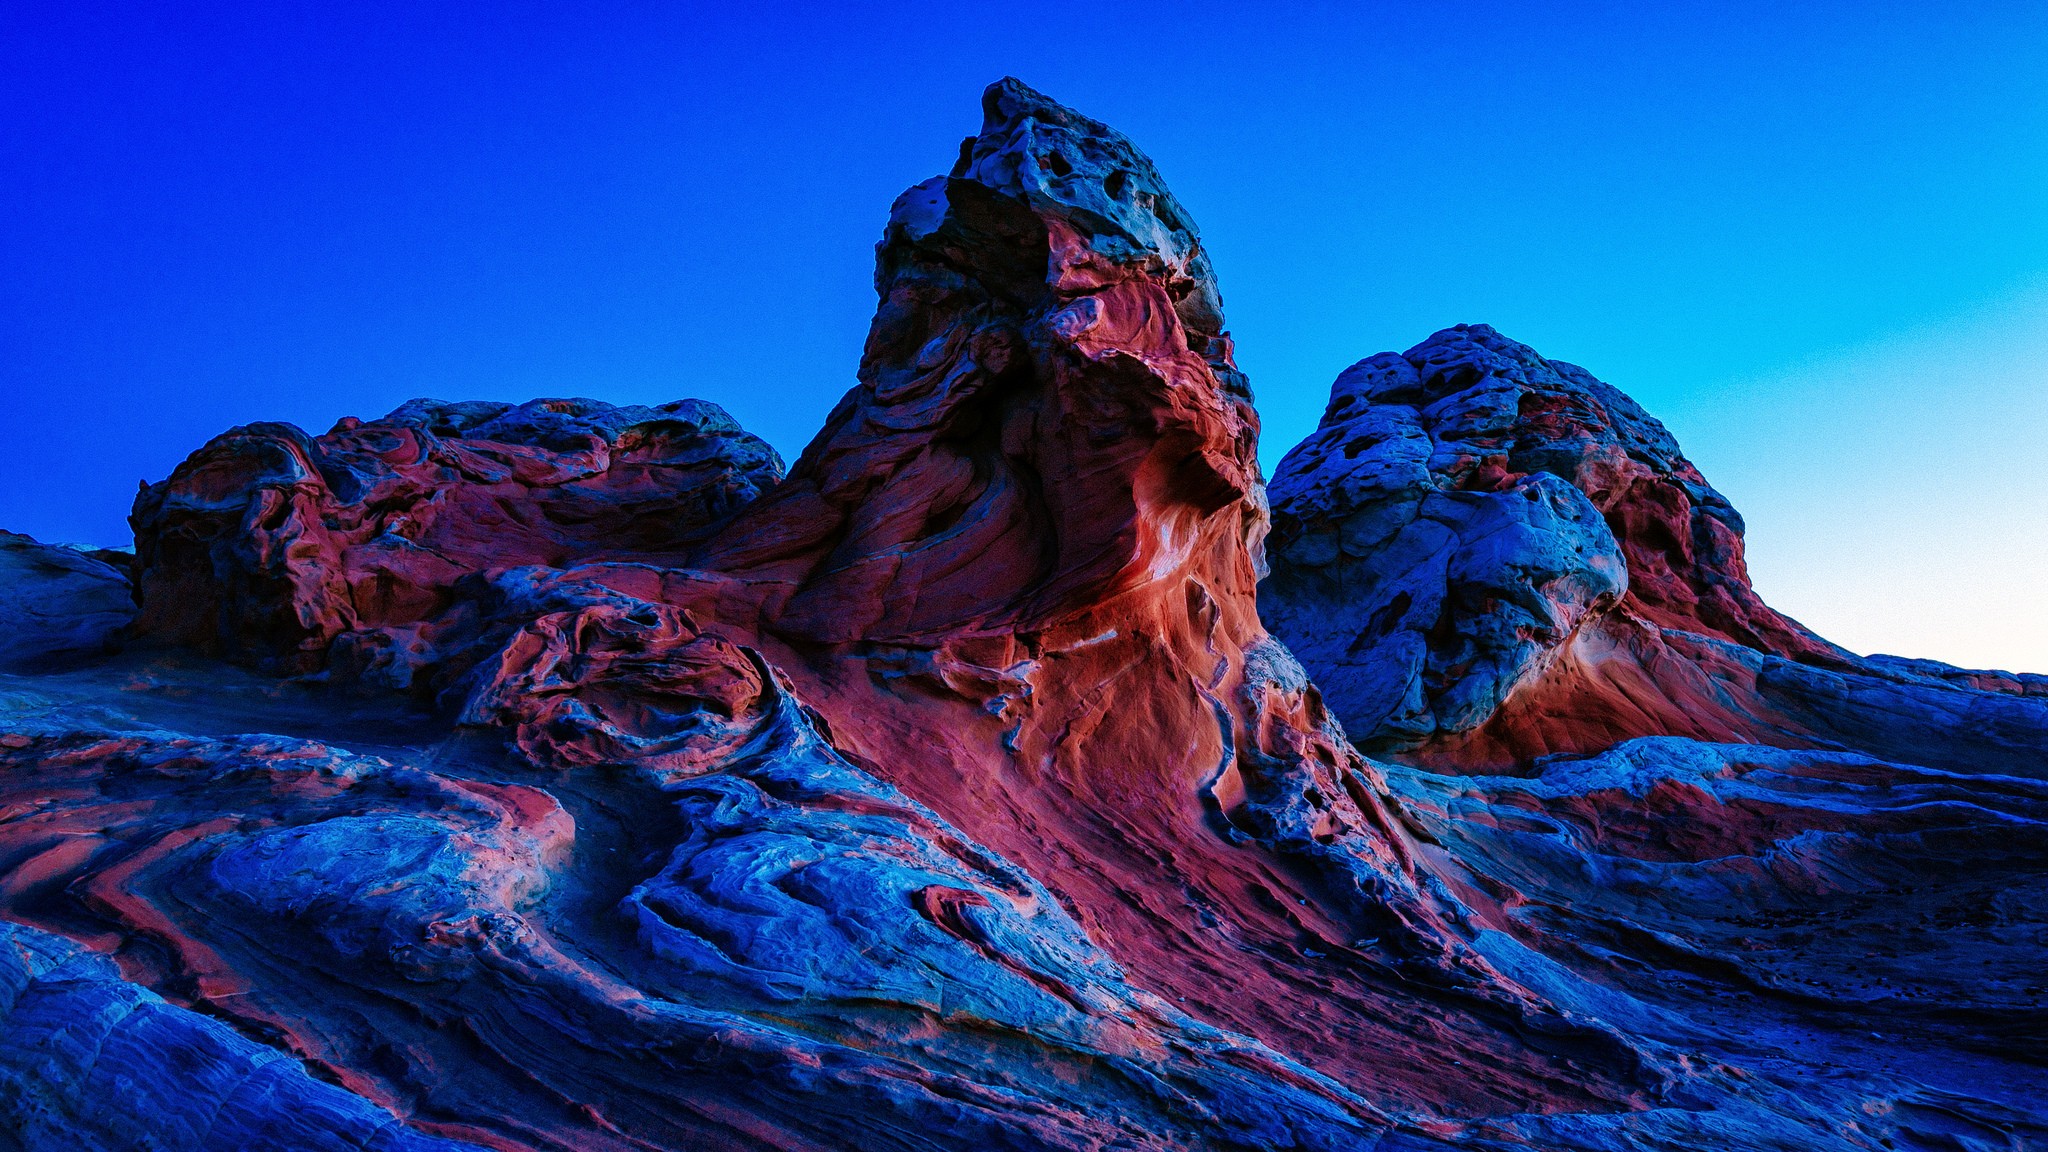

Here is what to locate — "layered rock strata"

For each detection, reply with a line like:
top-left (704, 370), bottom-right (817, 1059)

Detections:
top-left (0, 81), bottom-right (2040, 1152)
top-left (130, 396), bottom-right (782, 678)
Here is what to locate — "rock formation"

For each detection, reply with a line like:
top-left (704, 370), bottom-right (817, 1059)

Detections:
top-left (1263, 324), bottom-right (2048, 775)
top-left (129, 396), bottom-right (782, 679)
top-left (0, 81), bottom-right (2043, 1152)
top-left (0, 532), bottom-right (134, 670)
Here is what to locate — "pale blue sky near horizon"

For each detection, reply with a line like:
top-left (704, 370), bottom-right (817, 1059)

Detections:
top-left (2, 2), bottom-right (2043, 670)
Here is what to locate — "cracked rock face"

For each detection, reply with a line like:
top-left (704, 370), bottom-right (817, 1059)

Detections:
top-left (2, 81), bottom-right (2045, 1152)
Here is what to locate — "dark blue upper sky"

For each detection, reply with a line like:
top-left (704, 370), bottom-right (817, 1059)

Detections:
top-left (4, 2), bottom-right (2045, 667)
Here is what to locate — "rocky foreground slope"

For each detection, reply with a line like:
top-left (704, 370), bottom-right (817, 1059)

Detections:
top-left (0, 80), bottom-right (2043, 1151)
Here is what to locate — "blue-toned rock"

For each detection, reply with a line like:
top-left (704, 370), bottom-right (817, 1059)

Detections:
top-left (0, 531), bottom-right (133, 669)
top-left (0, 922), bottom-right (483, 1151)
top-left (1263, 324), bottom-right (2048, 774)
top-left (0, 79), bottom-right (2041, 1152)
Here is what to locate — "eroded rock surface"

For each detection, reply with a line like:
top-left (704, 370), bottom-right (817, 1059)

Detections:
top-left (0, 81), bottom-right (2041, 1152)
top-left (1264, 324), bottom-right (2048, 774)
top-left (0, 532), bottom-right (134, 670)
top-left (0, 922), bottom-right (479, 1151)
top-left (129, 396), bottom-right (782, 676)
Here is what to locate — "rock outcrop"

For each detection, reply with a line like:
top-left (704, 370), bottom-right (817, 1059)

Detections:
top-left (1263, 324), bottom-right (2048, 775)
top-left (129, 396), bottom-right (782, 677)
top-left (0, 532), bottom-right (134, 670)
top-left (1, 82), bottom-right (2043, 1152)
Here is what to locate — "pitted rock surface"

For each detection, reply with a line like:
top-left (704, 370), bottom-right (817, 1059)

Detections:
top-left (0, 82), bottom-right (2042, 1152)
top-left (1264, 324), bottom-right (2048, 775)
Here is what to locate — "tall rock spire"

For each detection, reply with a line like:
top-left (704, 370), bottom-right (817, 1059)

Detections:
top-left (699, 76), bottom-right (1263, 642)
top-left (11, 80), bottom-right (2043, 1152)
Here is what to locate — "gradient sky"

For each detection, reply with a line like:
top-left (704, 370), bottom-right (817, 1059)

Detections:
top-left (3, 2), bottom-right (2044, 671)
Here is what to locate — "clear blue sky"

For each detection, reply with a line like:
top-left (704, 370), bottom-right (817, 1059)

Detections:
top-left (3, 2), bottom-right (2044, 670)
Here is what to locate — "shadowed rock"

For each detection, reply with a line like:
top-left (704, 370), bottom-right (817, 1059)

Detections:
top-left (0, 532), bottom-right (134, 669)
top-left (0, 82), bottom-right (2042, 1152)
top-left (0, 922), bottom-right (484, 1151)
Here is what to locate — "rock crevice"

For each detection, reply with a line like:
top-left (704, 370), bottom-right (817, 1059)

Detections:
top-left (0, 82), bottom-right (2041, 1152)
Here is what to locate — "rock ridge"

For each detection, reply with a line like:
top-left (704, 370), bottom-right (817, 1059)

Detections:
top-left (0, 81), bottom-right (2041, 1152)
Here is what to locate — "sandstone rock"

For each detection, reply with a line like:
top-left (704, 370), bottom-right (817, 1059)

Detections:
top-left (696, 76), bottom-right (1263, 643)
top-left (0, 531), bottom-right (135, 669)
top-left (0, 80), bottom-right (2040, 1152)
top-left (1264, 324), bottom-right (2048, 773)
top-left (0, 921), bottom-right (482, 1151)
top-left (129, 396), bottom-right (781, 674)
top-left (6, 79), bottom-right (1640, 1149)
top-left (1384, 736), bottom-right (2048, 1075)
top-left (676, 80), bottom-right (1655, 1113)
top-left (1862, 652), bottom-right (2048, 697)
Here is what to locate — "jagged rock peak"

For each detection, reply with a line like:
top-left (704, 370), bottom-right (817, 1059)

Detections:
top-left (919, 77), bottom-right (1225, 340)
top-left (705, 77), bottom-right (1261, 641)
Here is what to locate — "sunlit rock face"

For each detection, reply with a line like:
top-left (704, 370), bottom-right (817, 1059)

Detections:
top-left (2, 80), bottom-right (2044, 1152)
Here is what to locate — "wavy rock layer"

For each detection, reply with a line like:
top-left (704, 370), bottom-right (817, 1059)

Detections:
top-left (0, 532), bottom-right (133, 671)
top-left (1, 81), bottom-right (2043, 1152)
top-left (130, 396), bottom-right (783, 678)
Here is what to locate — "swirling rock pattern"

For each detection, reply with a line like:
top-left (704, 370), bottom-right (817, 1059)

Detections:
top-left (0, 80), bottom-right (2042, 1152)
top-left (129, 396), bottom-right (782, 677)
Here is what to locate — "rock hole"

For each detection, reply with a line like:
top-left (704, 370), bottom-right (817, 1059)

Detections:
top-left (921, 498), bottom-right (970, 539)
top-left (1426, 363), bottom-right (1484, 394)
top-left (1348, 592), bottom-right (1413, 654)
top-left (1153, 198), bottom-right (1186, 234)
